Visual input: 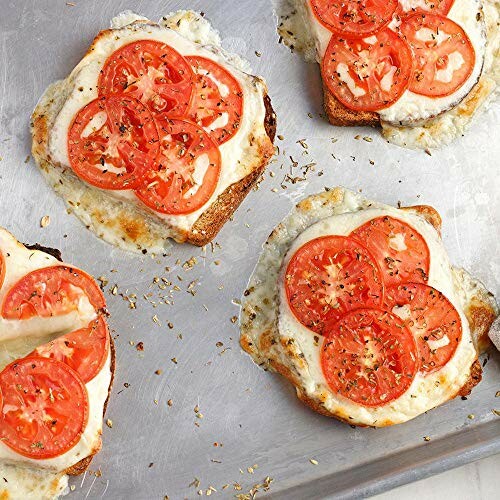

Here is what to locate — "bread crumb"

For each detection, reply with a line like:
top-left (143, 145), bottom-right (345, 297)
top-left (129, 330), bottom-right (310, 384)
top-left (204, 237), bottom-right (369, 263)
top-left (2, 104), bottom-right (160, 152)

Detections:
top-left (40, 215), bottom-right (50, 228)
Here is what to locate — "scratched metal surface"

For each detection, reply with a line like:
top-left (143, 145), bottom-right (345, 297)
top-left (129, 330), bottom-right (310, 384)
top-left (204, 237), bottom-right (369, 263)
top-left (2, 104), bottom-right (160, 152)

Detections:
top-left (0, 0), bottom-right (499, 499)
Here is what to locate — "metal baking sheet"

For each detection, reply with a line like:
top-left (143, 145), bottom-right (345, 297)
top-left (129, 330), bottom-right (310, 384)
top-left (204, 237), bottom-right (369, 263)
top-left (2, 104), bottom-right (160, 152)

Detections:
top-left (1, 1), bottom-right (499, 498)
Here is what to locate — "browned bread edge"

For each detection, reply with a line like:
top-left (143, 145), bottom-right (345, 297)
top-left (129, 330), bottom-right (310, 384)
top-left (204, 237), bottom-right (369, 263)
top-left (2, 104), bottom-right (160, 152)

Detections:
top-left (187, 94), bottom-right (277, 246)
top-left (323, 84), bottom-right (379, 127)
top-left (24, 243), bottom-right (63, 262)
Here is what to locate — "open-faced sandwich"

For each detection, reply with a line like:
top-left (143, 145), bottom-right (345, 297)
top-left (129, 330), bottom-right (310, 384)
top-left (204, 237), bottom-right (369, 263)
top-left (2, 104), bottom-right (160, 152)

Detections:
top-left (0, 227), bottom-right (114, 499)
top-left (240, 187), bottom-right (498, 426)
top-left (277, 0), bottom-right (500, 148)
top-left (32, 10), bottom-right (276, 253)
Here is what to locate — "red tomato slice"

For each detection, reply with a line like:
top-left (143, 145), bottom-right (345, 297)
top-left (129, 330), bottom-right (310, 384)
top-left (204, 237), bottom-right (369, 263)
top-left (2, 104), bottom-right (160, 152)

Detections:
top-left (350, 216), bottom-right (430, 287)
top-left (29, 316), bottom-right (110, 383)
top-left (321, 308), bottom-right (418, 406)
top-left (310, 0), bottom-right (398, 36)
top-left (1, 265), bottom-right (105, 320)
top-left (399, 0), bottom-right (455, 16)
top-left (322, 28), bottom-right (413, 111)
top-left (135, 118), bottom-right (221, 215)
top-left (68, 95), bottom-right (159, 190)
top-left (98, 40), bottom-right (194, 117)
top-left (285, 236), bottom-right (384, 336)
top-left (401, 13), bottom-right (475, 97)
top-left (0, 357), bottom-right (88, 459)
top-left (0, 252), bottom-right (5, 290)
top-left (385, 283), bottom-right (462, 373)
top-left (185, 56), bottom-right (244, 145)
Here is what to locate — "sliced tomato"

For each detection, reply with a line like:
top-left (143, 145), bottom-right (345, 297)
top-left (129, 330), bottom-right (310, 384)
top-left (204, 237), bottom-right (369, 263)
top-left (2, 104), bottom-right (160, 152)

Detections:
top-left (1, 265), bottom-right (105, 320)
top-left (0, 252), bottom-right (5, 290)
top-left (98, 40), bottom-right (194, 117)
top-left (284, 236), bottom-right (384, 336)
top-left (185, 56), bottom-right (244, 145)
top-left (29, 316), bottom-right (110, 383)
top-left (135, 118), bottom-right (221, 215)
top-left (398, 0), bottom-right (455, 16)
top-left (385, 283), bottom-right (462, 373)
top-left (321, 308), bottom-right (418, 406)
top-left (351, 216), bottom-right (430, 287)
top-left (310, 0), bottom-right (398, 36)
top-left (0, 357), bottom-right (88, 459)
top-left (68, 95), bottom-right (159, 190)
top-left (401, 13), bottom-right (475, 97)
top-left (322, 28), bottom-right (413, 111)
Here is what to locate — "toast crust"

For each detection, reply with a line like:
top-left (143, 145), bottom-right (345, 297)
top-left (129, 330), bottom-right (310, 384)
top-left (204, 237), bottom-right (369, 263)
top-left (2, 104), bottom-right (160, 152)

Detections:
top-left (31, 20), bottom-right (276, 251)
top-left (240, 191), bottom-right (498, 426)
top-left (23, 243), bottom-right (63, 262)
top-left (323, 85), bottom-right (379, 127)
top-left (188, 95), bottom-right (276, 245)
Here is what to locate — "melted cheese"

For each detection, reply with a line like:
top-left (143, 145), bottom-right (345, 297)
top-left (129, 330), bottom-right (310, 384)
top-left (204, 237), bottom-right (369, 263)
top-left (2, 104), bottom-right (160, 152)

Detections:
top-left (277, 207), bottom-right (475, 424)
top-left (0, 227), bottom-right (112, 498)
top-left (275, 0), bottom-right (498, 148)
top-left (241, 188), bottom-right (484, 426)
top-left (43, 11), bottom-right (269, 251)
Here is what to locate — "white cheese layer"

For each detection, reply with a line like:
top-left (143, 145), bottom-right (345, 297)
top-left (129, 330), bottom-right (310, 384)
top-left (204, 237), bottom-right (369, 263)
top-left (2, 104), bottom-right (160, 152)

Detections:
top-left (301, 0), bottom-right (486, 126)
top-left (0, 464), bottom-right (68, 500)
top-left (378, 0), bottom-right (486, 125)
top-left (48, 11), bottom-right (268, 235)
top-left (277, 207), bottom-right (476, 424)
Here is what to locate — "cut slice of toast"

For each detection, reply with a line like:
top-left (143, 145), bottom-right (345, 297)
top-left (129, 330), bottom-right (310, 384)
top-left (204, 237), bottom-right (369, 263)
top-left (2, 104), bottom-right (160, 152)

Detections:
top-left (323, 84), bottom-right (379, 127)
top-left (32, 11), bottom-right (276, 253)
top-left (0, 230), bottom-right (115, 495)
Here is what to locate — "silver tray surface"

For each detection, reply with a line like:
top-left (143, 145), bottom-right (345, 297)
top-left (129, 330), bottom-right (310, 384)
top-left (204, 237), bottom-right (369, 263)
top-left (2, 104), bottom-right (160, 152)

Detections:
top-left (0, 1), bottom-right (499, 498)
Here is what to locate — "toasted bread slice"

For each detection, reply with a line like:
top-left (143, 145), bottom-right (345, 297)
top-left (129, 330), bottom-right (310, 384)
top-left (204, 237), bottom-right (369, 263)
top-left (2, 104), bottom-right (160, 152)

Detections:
top-left (240, 188), bottom-right (499, 427)
top-left (32, 11), bottom-right (276, 253)
top-left (323, 85), bottom-right (379, 128)
top-left (281, 0), bottom-right (498, 149)
top-left (0, 235), bottom-right (115, 482)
